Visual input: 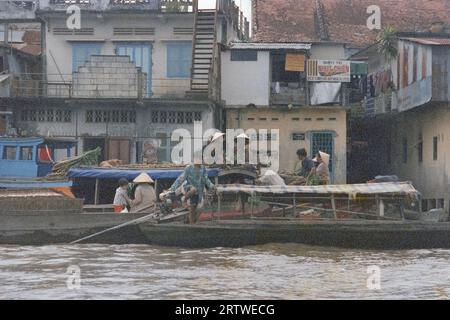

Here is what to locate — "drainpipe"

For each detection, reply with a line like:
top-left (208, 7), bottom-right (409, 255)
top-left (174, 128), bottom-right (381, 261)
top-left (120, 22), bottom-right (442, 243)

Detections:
top-left (37, 15), bottom-right (47, 90)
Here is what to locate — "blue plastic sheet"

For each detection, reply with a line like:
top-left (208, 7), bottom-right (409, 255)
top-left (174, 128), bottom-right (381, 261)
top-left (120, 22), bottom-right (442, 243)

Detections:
top-left (68, 167), bottom-right (220, 181)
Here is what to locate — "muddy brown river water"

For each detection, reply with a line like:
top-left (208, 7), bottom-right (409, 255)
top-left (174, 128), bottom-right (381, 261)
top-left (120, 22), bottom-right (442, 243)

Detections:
top-left (0, 244), bottom-right (449, 299)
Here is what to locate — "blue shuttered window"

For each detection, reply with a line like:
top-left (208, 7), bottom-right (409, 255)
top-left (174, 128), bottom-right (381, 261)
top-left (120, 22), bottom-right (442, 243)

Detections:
top-left (167, 41), bottom-right (192, 78)
top-left (72, 42), bottom-right (103, 72)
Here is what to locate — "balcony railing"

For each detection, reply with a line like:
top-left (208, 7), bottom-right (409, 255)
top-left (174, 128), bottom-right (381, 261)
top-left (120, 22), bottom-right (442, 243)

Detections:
top-left (217, 0), bottom-right (250, 40)
top-left (270, 82), bottom-right (308, 106)
top-left (40, 0), bottom-right (196, 13)
top-left (9, 74), bottom-right (196, 100)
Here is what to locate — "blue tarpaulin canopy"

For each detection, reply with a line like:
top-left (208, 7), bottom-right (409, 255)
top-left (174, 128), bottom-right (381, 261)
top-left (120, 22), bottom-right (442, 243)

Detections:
top-left (68, 167), bottom-right (220, 181)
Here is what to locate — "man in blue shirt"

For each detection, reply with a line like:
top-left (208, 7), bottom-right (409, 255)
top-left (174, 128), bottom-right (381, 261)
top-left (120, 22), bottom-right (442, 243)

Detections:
top-left (170, 162), bottom-right (216, 224)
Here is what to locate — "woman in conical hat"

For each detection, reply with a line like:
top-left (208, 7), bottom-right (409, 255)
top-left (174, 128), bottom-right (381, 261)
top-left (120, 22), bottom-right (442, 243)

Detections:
top-left (130, 172), bottom-right (156, 213)
top-left (313, 151), bottom-right (330, 166)
top-left (210, 131), bottom-right (225, 143)
top-left (133, 172), bottom-right (154, 184)
top-left (310, 151), bottom-right (330, 185)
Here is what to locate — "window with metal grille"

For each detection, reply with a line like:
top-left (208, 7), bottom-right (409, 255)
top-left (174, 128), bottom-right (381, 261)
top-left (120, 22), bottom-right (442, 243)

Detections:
top-left (63, 110), bottom-right (72, 122)
top-left (120, 110), bottom-right (129, 123)
top-left (151, 111), bottom-right (159, 123)
top-left (94, 110), bottom-right (103, 123)
top-left (38, 109), bottom-right (46, 121)
top-left (111, 110), bottom-right (120, 123)
top-left (160, 111), bottom-right (167, 123)
top-left (103, 110), bottom-right (110, 123)
top-left (194, 111), bottom-right (202, 121)
top-left (47, 109), bottom-right (54, 122)
top-left (185, 112), bottom-right (193, 124)
top-left (55, 110), bottom-right (62, 122)
top-left (168, 111), bottom-right (176, 124)
top-left (86, 110), bottom-right (93, 123)
top-left (177, 112), bottom-right (184, 124)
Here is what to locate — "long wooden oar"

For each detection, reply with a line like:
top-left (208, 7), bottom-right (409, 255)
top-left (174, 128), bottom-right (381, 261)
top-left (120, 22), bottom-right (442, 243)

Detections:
top-left (70, 207), bottom-right (187, 244)
top-left (70, 212), bottom-right (157, 244)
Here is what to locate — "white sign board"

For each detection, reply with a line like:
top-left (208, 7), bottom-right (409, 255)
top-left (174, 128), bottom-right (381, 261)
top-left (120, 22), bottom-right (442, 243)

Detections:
top-left (307, 60), bottom-right (351, 82)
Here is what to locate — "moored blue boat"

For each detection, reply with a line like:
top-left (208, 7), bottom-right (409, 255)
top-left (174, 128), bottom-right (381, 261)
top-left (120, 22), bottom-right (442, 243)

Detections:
top-left (0, 136), bottom-right (76, 189)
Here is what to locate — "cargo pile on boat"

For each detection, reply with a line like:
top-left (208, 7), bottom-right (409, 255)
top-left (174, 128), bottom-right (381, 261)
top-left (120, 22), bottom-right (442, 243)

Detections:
top-left (45, 147), bottom-right (102, 179)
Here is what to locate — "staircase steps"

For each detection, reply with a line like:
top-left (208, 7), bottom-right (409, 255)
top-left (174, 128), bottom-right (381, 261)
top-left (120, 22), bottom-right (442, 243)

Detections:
top-left (189, 10), bottom-right (217, 93)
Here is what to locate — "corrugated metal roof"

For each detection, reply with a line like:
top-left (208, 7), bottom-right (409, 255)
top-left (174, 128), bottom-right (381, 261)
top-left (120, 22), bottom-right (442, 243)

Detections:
top-left (229, 42), bottom-right (312, 50)
top-left (401, 38), bottom-right (450, 46)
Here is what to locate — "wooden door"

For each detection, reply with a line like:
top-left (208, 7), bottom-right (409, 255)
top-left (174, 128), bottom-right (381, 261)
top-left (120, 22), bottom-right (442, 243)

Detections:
top-left (107, 138), bottom-right (130, 164)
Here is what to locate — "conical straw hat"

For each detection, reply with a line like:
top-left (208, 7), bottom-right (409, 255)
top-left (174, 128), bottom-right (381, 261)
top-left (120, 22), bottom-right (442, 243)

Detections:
top-left (236, 133), bottom-right (250, 140)
top-left (314, 151), bottom-right (331, 166)
top-left (133, 172), bottom-right (154, 184)
top-left (211, 132), bottom-right (225, 142)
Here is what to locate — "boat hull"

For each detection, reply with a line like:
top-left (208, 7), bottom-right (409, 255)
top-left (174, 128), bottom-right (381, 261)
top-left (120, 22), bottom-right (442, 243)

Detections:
top-left (0, 212), bottom-right (148, 245)
top-left (139, 219), bottom-right (450, 249)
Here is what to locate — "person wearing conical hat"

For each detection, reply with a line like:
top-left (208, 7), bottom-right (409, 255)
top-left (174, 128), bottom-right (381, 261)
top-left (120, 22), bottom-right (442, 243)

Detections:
top-left (130, 172), bottom-right (156, 213)
top-left (210, 131), bottom-right (225, 143)
top-left (308, 151), bottom-right (331, 185)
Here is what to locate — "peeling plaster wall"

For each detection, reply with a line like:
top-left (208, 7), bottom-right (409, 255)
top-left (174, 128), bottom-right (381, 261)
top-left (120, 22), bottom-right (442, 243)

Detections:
top-left (372, 103), bottom-right (450, 213)
top-left (43, 13), bottom-right (195, 92)
top-left (15, 102), bottom-right (215, 163)
top-left (226, 107), bottom-right (347, 184)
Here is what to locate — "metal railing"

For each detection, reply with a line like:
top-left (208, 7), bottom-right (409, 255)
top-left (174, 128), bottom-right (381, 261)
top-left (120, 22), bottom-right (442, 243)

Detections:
top-left (217, 0), bottom-right (250, 40)
top-left (42, 0), bottom-right (196, 12)
top-left (9, 73), bottom-right (193, 100)
top-left (270, 82), bottom-right (308, 106)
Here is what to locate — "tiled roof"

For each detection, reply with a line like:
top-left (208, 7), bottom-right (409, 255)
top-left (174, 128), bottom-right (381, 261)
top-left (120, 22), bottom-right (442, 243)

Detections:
top-left (252, 0), bottom-right (450, 48)
top-left (252, 0), bottom-right (321, 43)
top-left (11, 30), bottom-right (41, 56)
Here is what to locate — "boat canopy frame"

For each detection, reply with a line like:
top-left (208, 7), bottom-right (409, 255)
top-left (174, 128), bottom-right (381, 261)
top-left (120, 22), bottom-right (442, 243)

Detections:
top-left (214, 182), bottom-right (421, 222)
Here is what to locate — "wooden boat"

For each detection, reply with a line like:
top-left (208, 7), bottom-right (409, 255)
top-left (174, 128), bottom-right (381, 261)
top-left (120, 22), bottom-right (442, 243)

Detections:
top-left (0, 211), bottom-right (149, 245)
top-left (0, 137), bottom-right (76, 189)
top-left (0, 188), bottom-right (160, 245)
top-left (138, 219), bottom-right (450, 249)
top-left (136, 182), bottom-right (450, 250)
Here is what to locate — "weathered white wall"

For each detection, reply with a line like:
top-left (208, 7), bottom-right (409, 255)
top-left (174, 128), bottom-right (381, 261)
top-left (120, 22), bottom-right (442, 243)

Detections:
top-left (16, 103), bottom-right (215, 162)
top-left (377, 104), bottom-right (450, 213)
top-left (310, 43), bottom-right (346, 60)
top-left (45, 13), bottom-right (195, 95)
top-left (226, 107), bottom-right (347, 184)
top-left (221, 50), bottom-right (270, 106)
